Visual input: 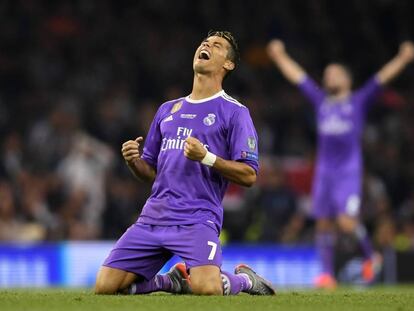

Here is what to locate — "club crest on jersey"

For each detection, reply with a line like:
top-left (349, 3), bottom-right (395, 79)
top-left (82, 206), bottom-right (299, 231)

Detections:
top-left (247, 137), bottom-right (256, 151)
top-left (203, 113), bottom-right (216, 126)
top-left (171, 101), bottom-right (183, 114)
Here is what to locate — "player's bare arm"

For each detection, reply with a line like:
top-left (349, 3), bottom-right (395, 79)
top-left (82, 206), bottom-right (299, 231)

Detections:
top-left (267, 39), bottom-right (306, 85)
top-left (121, 137), bottom-right (156, 182)
top-left (184, 136), bottom-right (256, 187)
top-left (376, 41), bottom-right (414, 85)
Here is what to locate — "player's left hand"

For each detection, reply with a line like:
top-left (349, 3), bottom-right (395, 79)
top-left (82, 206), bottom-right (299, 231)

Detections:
top-left (267, 39), bottom-right (286, 60)
top-left (184, 137), bottom-right (207, 161)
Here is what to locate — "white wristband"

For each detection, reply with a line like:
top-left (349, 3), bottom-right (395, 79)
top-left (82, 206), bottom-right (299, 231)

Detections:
top-left (201, 151), bottom-right (217, 167)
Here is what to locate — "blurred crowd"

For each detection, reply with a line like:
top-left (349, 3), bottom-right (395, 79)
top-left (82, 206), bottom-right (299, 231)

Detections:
top-left (1, 0), bottom-right (414, 252)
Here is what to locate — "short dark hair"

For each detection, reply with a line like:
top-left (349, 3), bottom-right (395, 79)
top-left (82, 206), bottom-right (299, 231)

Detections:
top-left (207, 30), bottom-right (240, 69)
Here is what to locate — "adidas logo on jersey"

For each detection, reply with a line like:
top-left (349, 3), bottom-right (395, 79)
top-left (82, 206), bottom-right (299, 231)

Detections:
top-left (162, 115), bottom-right (174, 123)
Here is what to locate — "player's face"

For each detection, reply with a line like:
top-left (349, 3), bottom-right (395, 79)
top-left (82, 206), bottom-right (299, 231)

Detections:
top-left (323, 64), bottom-right (352, 95)
top-left (193, 36), bottom-right (235, 77)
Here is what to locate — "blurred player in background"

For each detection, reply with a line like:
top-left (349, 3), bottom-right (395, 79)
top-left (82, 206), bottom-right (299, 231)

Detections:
top-left (94, 31), bottom-right (275, 296)
top-left (267, 39), bottom-right (414, 289)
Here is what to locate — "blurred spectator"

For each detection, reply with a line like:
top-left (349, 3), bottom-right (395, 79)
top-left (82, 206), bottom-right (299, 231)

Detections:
top-left (361, 171), bottom-right (392, 231)
top-left (251, 157), bottom-right (305, 243)
top-left (395, 191), bottom-right (414, 251)
top-left (222, 183), bottom-right (255, 242)
top-left (0, 180), bottom-right (46, 241)
top-left (56, 133), bottom-right (113, 239)
top-left (27, 99), bottom-right (80, 172)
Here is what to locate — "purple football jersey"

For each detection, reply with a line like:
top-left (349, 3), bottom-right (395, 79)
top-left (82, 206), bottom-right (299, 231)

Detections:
top-left (139, 90), bottom-right (259, 231)
top-left (299, 76), bottom-right (381, 173)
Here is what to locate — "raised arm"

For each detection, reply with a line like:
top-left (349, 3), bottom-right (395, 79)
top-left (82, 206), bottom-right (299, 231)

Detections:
top-left (267, 40), bottom-right (307, 85)
top-left (376, 41), bottom-right (414, 85)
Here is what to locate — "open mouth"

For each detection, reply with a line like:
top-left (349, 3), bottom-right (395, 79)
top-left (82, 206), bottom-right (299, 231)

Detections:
top-left (199, 50), bottom-right (211, 60)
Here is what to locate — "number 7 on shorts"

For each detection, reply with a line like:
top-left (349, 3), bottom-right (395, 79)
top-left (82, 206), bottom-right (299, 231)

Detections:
top-left (207, 241), bottom-right (217, 260)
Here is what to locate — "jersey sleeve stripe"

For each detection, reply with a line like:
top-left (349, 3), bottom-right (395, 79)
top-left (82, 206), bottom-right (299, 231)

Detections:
top-left (221, 92), bottom-right (246, 107)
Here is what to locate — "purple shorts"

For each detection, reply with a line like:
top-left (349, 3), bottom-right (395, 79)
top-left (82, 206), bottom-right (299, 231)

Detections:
top-left (312, 170), bottom-right (361, 219)
top-left (102, 222), bottom-right (222, 280)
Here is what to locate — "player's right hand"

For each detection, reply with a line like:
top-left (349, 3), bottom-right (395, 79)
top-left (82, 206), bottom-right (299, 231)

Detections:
top-left (121, 137), bottom-right (143, 163)
top-left (267, 39), bottom-right (285, 60)
top-left (399, 41), bottom-right (414, 63)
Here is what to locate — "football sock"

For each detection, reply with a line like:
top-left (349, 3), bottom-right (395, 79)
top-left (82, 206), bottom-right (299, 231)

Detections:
top-left (316, 232), bottom-right (335, 276)
top-left (128, 275), bottom-right (172, 294)
top-left (355, 224), bottom-right (373, 259)
top-left (220, 271), bottom-right (252, 295)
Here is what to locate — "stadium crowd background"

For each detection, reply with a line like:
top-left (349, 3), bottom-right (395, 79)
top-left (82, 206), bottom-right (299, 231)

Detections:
top-left (0, 0), bottom-right (413, 254)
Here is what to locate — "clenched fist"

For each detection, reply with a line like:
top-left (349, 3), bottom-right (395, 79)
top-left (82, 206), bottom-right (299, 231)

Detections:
top-left (122, 137), bottom-right (143, 163)
top-left (184, 136), bottom-right (207, 161)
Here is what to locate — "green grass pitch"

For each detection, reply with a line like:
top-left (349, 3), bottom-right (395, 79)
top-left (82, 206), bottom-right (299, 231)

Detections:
top-left (1, 287), bottom-right (414, 311)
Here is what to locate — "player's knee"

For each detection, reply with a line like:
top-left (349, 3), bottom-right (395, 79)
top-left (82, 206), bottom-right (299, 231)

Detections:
top-left (95, 270), bottom-right (120, 295)
top-left (94, 279), bottom-right (119, 295)
top-left (192, 283), bottom-right (223, 295)
top-left (191, 277), bottom-right (223, 295)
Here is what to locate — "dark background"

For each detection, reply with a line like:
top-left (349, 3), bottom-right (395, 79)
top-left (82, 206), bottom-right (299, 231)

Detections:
top-left (0, 0), bottom-right (413, 253)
